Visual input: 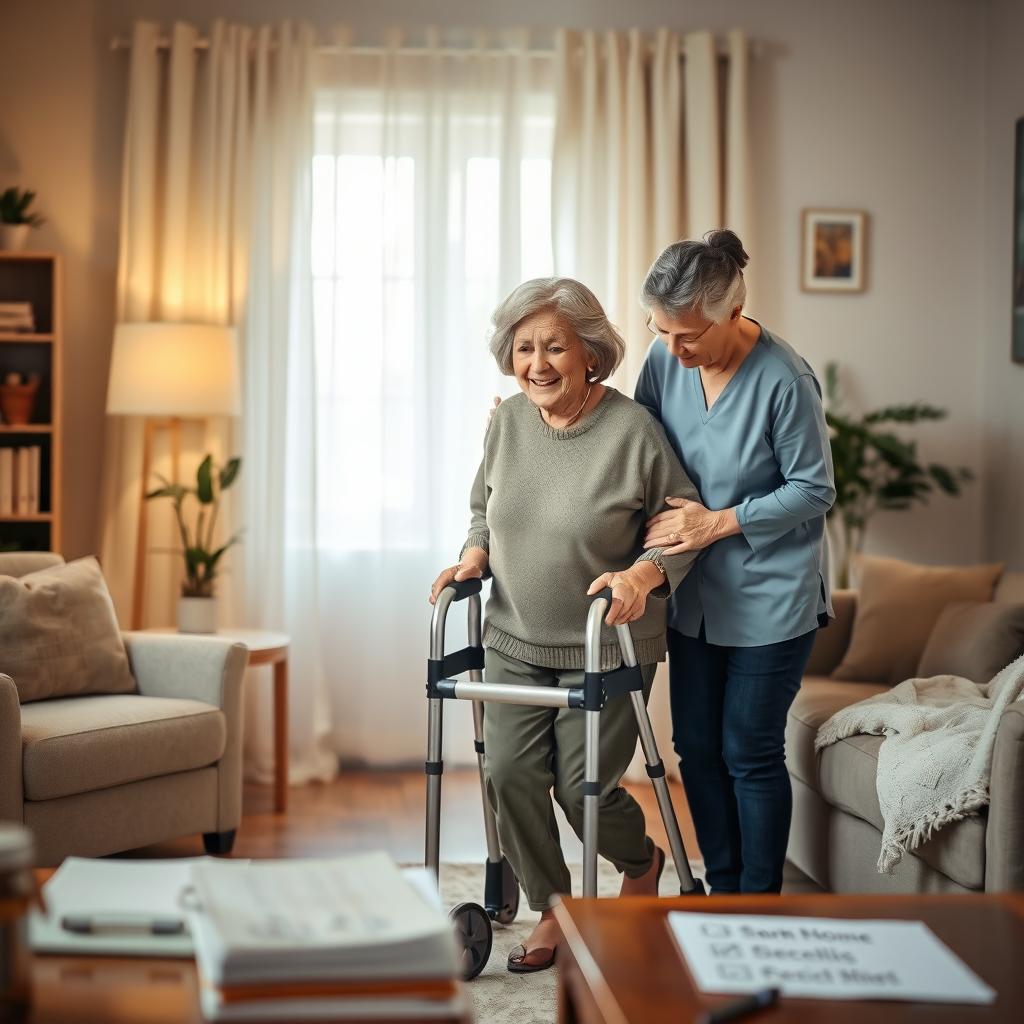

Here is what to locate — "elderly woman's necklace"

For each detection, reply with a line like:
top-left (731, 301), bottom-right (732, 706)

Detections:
top-left (562, 384), bottom-right (594, 428)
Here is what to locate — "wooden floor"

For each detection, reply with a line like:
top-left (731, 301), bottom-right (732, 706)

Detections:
top-left (123, 769), bottom-right (702, 865)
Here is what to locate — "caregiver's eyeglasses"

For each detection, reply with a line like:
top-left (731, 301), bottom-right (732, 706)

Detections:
top-left (645, 314), bottom-right (715, 346)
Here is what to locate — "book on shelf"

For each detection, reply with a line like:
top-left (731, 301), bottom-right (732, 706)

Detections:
top-left (0, 301), bottom-right (35, 333)
top-left (0, 448), bottom-right (12, 515)
top-left (187, 851), bottom-right (464, 1021)
top-left (28, 446), bottom-right (39, 513)
top-left (0, 446), bottom-right (42, 516)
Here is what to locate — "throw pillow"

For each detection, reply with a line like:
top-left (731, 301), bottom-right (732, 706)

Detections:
top-left (917, 601), bottom-right (1024, 683)
top-left (0, 556), bottom-right (136, 703)
top-left (831, 555), bottom-right (1003, 685)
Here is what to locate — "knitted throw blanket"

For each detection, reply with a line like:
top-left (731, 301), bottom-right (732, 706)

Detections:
top-left (814, 653), bottom-right (1024, 873)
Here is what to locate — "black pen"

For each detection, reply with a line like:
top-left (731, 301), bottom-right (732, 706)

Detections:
top-left (61, 914), bottom-right (186, 936)
top-left (695, 987), bottom-right (779, 1024)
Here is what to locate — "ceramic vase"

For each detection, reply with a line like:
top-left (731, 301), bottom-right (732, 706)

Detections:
top-left (177, 596), bottom-right (218, 634)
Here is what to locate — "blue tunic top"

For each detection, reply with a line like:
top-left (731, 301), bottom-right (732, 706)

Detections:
top-left (634, 323), bottom-right (836, 647)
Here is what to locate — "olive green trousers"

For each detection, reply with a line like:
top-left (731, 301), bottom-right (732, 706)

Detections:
top-left (482, 647), bottom-right (657, 911)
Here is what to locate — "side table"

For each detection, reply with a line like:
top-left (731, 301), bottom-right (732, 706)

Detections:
top-left (143, 628), bottom-right (291, 813)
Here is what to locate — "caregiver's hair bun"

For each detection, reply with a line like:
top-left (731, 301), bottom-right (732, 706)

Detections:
top-left (704, 229), bottom-right (749, 270)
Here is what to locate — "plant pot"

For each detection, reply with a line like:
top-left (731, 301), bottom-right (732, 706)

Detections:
top-left (0, 225), bottom-right (31, 252)
top-left (0, 380), bottom-right (40, 426)
top-left (177, 596), bottom-right (218, 634)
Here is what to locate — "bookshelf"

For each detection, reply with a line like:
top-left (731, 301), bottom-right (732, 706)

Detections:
top-left (0, 252), bottom-right (61, 553)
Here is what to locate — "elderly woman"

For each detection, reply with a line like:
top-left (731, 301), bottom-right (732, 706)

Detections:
top-left (430, 278), bottom-right (699, 973)
top-left (635, 229), bottom-right (835, 895)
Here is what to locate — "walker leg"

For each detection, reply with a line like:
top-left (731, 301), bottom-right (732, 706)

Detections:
top-left (425, 696), bottom-right (444, 878)
top-left (582, 708), bottom-right (601, 898)
top-left (465, 594), bottom-right (501, 865)
top-left (473, 700), bottom-right (502, 862)
top-left (629, 691), bottom-right (704, 894)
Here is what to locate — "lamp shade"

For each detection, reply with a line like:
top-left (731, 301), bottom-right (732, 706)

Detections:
top-left (106, 322), bottom-right (241, 417)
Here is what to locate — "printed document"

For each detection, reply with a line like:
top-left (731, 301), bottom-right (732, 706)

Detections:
top-left (668, 912), bottom-right (995, 1004)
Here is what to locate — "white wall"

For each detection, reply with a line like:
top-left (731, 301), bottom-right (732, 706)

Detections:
top-left (982, 0), bottom-right (1024, 568)
top-left (0, 0), bottom-right (1005, 565)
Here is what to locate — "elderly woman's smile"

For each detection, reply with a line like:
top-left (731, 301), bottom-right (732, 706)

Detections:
top-left (512, 309), bottom-right (591, 419)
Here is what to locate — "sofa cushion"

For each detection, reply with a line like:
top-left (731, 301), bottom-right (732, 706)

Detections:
top-left (20, 694), bottom-right (226, 801)
top-left (0, 556), bottom-right (136, 703)
top-left (787, 676), bottom-right (987, 890)
top-left (786, 675), bottom-right (889, 787)
top-left (917, 602), bottom-right (1024, 683)
top-left (831, 555), bottom-right (1003, 685)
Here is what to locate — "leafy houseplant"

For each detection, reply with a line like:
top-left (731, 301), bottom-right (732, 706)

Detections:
top-left (824, 363), bottom-right (973, 589)
top-left (146, 455), bottom-right (242, 629)
top-left (0, 188), bottom-right (44, 252)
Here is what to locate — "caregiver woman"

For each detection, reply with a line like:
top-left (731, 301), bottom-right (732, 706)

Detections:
top-left (636, 229), bottom-right (836, 894)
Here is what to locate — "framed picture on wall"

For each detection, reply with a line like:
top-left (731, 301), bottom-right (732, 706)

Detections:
top-left (1013, 117), bottom-right (1024, 363)
top-left (801, 209), bottom-right (867, 292)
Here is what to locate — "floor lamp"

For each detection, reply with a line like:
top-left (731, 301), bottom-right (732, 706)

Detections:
top-left (106, 323), bottom-right (241, 630)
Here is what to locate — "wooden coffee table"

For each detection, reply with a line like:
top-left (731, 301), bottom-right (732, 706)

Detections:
top-left (30, 954), bottom-right (470, 1023)
top-left (553, 892), bottom-right (1024, 1023)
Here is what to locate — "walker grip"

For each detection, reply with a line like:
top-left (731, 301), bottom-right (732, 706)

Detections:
top-left (446, 578), bottom-right (483, 601)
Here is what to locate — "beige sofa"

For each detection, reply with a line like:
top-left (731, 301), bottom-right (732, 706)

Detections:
top-left (786, 570), bottom-right (1024, 893)
top-left (0, 552), bottom-right (249, 866)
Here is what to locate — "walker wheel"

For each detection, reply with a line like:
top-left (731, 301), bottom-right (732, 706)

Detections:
top-left (449, 902), bottom-right (492, 980)
top-left (492, 856), bottom-right (520, 925)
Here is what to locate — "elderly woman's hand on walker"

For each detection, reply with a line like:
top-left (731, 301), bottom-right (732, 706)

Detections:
top-left (643, 497), bottom-right (741, 556)
top-left (429, 547), bottom-right (489, 605)
top-left (587, 560), bottom-right (666, 626)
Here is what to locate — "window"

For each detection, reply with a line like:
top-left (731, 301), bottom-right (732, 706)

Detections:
top-left (311, 83), bottom-right (554, 551)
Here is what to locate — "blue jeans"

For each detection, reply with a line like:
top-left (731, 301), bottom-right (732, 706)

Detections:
top-left (668, 624), bottom-right (817, 894)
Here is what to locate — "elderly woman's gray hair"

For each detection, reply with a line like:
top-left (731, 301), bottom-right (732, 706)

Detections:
top-left (641, 229), bottom-right (750, 324)
top-left (489, 277), bottom-right (625, 382)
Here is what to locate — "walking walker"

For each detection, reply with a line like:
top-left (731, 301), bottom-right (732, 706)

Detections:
top-left (425, 577), bottom-right (704, 980)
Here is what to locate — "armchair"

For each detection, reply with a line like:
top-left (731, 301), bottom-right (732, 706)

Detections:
top-left (0, 553), bottom-right (248, 866)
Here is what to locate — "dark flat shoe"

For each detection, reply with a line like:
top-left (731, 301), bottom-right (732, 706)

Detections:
top-left (653, 845), bottom-right (666, 895)
top-left (507, 943), bottom-right (556, 974)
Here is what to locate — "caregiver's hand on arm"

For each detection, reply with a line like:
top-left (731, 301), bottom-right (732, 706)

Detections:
top-left (429, 547), bottom-right (489, 605)
top-left (645, 498), bottom-right (741, 556)
top-left (586, 561), bottom-right (665, 626)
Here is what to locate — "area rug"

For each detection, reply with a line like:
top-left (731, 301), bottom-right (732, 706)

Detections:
top-left (438, 859), bottom-right (705, 1024)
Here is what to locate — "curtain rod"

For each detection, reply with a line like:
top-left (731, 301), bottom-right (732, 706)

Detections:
top-left (108, 36), bottom-right (746, 60)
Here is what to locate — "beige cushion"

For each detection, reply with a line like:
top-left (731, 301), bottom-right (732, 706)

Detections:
top-left (917, 602), bottom-right (1024, 683)
top-left (995, 572), bottom-right (1024, 604)
top-left (786, 675), bottom-right (890, 787)
top-left (20, 694), bottom-right (226, 801)
top-left (831, 555), bottom-right (1003, 685)
top-left (0, 556), bottom-right (136, 703)
top-left (787, 676), bottom-right (986, 890)
top-left (0, 551), bottom-right (64, 578)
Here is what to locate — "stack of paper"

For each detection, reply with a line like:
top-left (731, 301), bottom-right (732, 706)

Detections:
top-left (30, 857), bottom-right (206, 958)
top-left (188, 852), bottom-right (463, 1021)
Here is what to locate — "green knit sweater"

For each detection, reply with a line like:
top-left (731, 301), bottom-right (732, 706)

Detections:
top-left (461, 388), bottom-right (700, 670)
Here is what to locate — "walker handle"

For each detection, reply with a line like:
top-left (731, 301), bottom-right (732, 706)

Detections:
top-left (445, 578), bottom-right (483, 602)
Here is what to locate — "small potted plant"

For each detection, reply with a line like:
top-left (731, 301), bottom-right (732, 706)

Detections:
top-left (0, 372), bottom-right (41, 425)
top-left (0, 189), bottom-right (45, 252)
top-left (146, 454), bottom-right (242, 633)
top-left (824, 363), bottom-right (973, 588)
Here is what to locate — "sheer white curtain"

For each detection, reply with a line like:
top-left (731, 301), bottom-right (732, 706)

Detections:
top-left (551, 28), bottom-right (751, 779)
top-left (311, 30), bottom-right (554, 765)
top-left (99, 19), bottom-right (334, 784)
